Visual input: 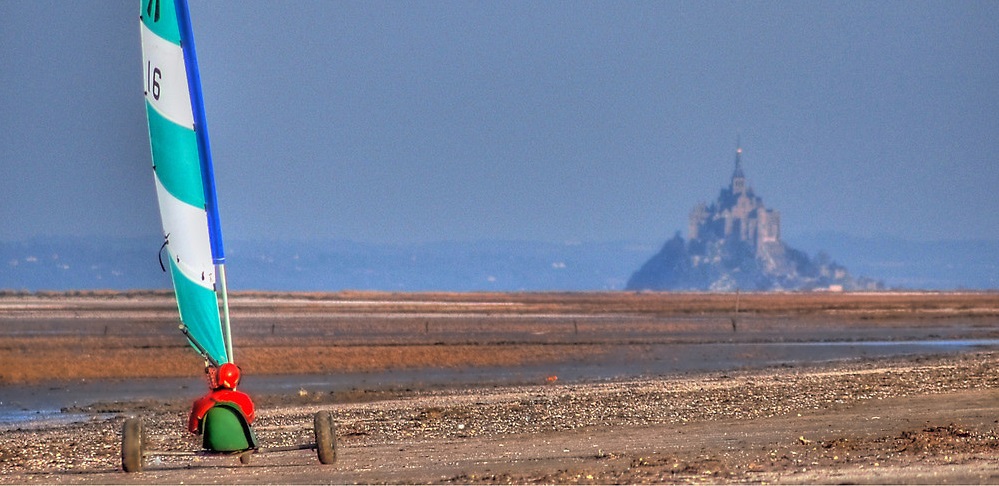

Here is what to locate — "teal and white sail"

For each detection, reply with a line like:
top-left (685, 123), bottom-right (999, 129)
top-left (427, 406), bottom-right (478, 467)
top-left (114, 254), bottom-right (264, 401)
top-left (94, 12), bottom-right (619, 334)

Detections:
top-left (140, 0), bottom-right (232, 366)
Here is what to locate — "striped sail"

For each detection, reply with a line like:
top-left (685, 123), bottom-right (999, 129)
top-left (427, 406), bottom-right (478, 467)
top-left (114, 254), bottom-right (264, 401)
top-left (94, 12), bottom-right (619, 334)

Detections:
top-left (140, 0), bottom-right (230, 366)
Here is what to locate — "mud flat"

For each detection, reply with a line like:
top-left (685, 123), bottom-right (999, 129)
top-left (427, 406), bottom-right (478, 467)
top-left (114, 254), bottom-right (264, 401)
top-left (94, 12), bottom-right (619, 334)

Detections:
top-left (3, 291), bottom-right (998, 383)
top-left (1, 291), bottom-right (998, 483)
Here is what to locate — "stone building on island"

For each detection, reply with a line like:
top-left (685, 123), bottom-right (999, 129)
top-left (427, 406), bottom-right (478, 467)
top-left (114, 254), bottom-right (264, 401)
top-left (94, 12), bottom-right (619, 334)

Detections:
top-left (689, 147), bottom-right (781, 257)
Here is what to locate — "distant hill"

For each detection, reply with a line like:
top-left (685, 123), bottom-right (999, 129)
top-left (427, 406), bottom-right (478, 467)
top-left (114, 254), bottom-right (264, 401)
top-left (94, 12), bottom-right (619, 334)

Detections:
top-left (0, 237), bottom-right (651, 292)
top-left (2, 236), bottom-right (995, 292)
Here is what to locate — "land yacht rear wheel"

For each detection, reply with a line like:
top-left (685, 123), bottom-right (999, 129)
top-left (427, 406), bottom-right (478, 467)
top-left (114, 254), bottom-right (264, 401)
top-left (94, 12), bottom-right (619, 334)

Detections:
top-left (121, 417), bottom-right (145, 472)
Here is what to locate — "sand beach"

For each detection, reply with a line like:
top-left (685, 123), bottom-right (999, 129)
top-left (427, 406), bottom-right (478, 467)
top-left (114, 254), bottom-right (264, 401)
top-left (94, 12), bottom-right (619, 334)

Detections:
top-left (1, 291), bottom-right (998, 483)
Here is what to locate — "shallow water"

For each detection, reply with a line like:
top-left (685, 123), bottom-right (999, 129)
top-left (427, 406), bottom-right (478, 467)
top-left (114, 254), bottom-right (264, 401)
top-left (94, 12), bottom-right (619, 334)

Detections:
top-left (3, 338), bottom-right (998, 429)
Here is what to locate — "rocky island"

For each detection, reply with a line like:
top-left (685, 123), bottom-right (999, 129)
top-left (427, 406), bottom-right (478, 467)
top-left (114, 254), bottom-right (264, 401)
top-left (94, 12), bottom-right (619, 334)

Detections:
top-left (628, 146), bottom-right (882, 291)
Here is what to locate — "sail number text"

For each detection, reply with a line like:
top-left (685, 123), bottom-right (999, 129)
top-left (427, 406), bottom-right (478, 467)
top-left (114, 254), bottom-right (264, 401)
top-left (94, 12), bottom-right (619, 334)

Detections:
top-left (145, 61), bottom-right (162, 100)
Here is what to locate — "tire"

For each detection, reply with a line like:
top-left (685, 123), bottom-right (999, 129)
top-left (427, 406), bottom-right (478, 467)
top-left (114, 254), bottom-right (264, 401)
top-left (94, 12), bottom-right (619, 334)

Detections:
top-left (314, 411), bottom-right (337, 464)
top-left (121, 417), bottom-right (144, 472)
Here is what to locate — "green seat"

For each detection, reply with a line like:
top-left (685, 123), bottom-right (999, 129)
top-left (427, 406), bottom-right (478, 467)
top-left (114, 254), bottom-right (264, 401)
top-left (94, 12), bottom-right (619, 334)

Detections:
top-left (200, 402), bottom-right (258, 452)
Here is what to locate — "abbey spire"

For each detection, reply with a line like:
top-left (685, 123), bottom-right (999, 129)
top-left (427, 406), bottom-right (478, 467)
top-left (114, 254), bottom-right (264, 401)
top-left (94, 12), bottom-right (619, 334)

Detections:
top-left (731, 145), bottom-right (746, 195)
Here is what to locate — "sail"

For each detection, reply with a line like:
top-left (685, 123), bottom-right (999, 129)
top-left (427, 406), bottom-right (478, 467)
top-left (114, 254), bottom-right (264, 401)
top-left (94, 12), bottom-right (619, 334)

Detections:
top-left (140, 0), bottom-right (230, 366)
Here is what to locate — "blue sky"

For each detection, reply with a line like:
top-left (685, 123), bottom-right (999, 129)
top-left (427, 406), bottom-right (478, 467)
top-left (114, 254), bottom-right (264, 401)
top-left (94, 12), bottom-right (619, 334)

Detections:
top-left (2, 1), bottom-right (997, 245)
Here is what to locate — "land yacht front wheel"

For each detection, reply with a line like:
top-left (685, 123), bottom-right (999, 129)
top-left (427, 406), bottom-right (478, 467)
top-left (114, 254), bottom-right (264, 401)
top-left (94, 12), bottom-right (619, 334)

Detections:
top-left (314, 411), bottom-right (337, 464)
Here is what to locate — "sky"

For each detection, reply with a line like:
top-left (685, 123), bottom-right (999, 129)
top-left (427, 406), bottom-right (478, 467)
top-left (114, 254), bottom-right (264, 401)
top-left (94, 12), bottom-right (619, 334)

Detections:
top-left (2, 1), bottom-right (998, 245)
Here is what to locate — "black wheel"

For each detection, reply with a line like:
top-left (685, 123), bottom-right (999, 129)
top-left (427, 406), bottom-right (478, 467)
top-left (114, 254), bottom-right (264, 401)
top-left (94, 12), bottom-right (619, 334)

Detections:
top-left (121, 417), bottom-right (144, 472)
top-left (314, 411), bottom-right (337, 464)
top-left (239, 451), bottom-right (253, 465)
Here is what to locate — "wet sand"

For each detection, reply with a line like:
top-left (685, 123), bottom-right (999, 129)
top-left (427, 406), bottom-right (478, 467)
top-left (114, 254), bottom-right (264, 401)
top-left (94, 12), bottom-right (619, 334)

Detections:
top-left (1, 291), bottom-right (998, 483)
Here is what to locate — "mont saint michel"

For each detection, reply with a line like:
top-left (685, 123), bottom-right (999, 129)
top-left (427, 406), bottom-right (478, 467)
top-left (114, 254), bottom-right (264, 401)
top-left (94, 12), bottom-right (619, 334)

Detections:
top-left (627, 147), bottom-right (881, 292)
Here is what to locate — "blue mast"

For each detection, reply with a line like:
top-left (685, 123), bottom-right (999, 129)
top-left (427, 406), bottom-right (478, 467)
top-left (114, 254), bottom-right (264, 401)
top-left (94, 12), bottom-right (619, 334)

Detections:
top-left (173, 0), bottom-right (233, 361)
top-left (174, 0), bottom-right (225, 265)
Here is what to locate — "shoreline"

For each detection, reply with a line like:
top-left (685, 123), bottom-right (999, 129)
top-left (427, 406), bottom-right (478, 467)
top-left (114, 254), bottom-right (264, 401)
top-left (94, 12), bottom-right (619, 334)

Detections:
top-left (5, 337), bottom-right (999, 429)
